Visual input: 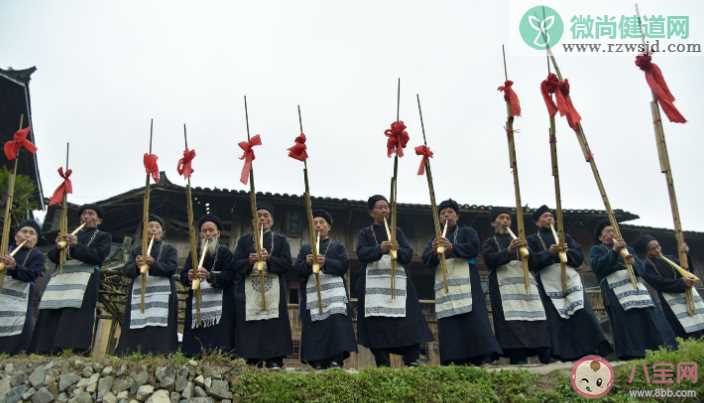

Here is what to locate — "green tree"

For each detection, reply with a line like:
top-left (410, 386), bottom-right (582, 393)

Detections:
top-left (0, 167), bottom-right (39, 227)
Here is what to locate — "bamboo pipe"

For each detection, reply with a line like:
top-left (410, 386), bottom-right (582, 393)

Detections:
top-left (506, 226), bottom-right (530, 292)
top-left (192, 238), bottom-right (210, 292)
top-left (550, 224), bottom-right (569, 294)
top-left (313, 231), bottom-right (323, 314)
top-left (139, 236), bottom-right (155, 313)
top-left (0, 240), bottom-right (29, 286)
top-left (659, 254), bottom-right (698, 315)
top-left (506, 227), bottom-right (530, 259)
top-left (56, 223), bottom-right (87, 250)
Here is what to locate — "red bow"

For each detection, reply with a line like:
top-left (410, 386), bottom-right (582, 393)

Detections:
top-left (287, 133), bottom-right (308, 162)
top-left (384, 121), bottom-right (409, 157)
top-left (238, 134), bottom-right (262, 185)
top-left (498, 80), bottom-right (522, 117)
top-left (414, 145), bottom-right (434, 176)
top-left (48, 167), bottom-right (73, 206)
top-left (177, 148), bottom-right (196, 179)
top-left (540, 73), bottom-right (581, 130)
top-left (635, 53), bottom-right (686, 123)
top-left (143, 153), bottom-right (160, 183)
top-left (3, 127), bottom-right (37, 161)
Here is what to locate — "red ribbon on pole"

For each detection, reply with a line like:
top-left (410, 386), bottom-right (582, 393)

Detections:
top-left (177, 148), bottom-right (196, 179)
top-left (540, 75), bottom-right (559, 118)
top-left (143, 153), bottom-right (160, 183)
top-left (540, 73), bottom-right (581, 130)
top-left (414, 145), bottom-right (433, 176)
top-left (635, 53), bottom-right (686, 123)
top-left (239, 134), bottom-right (262, 185)
top-left (3, 127), bottom-right (37, 161)
top-left (498, 80), bottom-right (522, 117)
top-left (287, 133), bottom-right (308, 162)
top-left (384, 121), bottom-right (409, 157)
top-left (48, 167), bottom-right (73, 206)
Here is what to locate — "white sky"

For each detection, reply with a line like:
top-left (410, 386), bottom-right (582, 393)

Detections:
top-left (1, 0), bottom-right (702, 230)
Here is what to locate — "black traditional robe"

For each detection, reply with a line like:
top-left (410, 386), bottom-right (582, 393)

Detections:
top-left (422, 225), bottom-right (501, 365)
top-left (355, 224), bottom-right (432, 351)
top-left (0, 246), bottom-right (45, 354)
top-left (640, 254), bottom-right (704, 340)
top-left (590, 244), bottom-right (676, 359)
top-left (31, 228), bottom-right (111, 354)
top-left (527, 228), bottom-right (612, 361)
top-left (233, 231), bottom-right (293, 362)
top-left (179, 243), bottom-right (236, 356)
top-left (116, 241), bottom-right (179, 355)
top-left (293, 238), bottom-right (357, 366)
top-left (481, 233), bottom-right (551, 362)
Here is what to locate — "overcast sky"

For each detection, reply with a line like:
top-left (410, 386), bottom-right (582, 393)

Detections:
top-left (1, 0), bottom-right (702, 231)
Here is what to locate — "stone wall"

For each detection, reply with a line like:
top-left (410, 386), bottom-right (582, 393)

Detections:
top-left (0, 356), bottom-right (244, 403)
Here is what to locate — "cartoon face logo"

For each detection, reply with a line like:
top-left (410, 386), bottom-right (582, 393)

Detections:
top-left (570, 355), bottom-right (614, 399)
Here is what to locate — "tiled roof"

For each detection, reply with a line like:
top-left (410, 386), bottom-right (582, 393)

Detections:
top-left (89, 172), bottom-right (640, 221)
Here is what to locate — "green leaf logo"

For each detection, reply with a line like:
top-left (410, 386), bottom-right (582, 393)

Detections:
top-left (519, 5), bottom-right (564, 50)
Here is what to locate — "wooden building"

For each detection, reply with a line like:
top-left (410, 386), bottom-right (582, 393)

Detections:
top-left (0, 66), bottom-right (45, 211)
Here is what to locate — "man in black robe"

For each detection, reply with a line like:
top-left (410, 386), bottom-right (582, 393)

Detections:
top-left (481, 208), bottom-right (551, 364)
top-left (233, 202), bottom-right (293, 369)
top-left (0, 220), bottom-right (45, 354)
top-left (117, 214), bottom-right (179, 355)
top-left (180, 214), bottom-right (236, 356)
top-left (31, 204), bottom-right (112, 354)
top-left (636, 233), bottom-right (704, 340)
top-left (527, 205), bottom-right (611, 361)
top-left (421, 199), bottom-right (501, 365)
top-left (293, 209), bottom-right (356, 369)
top-left (590, 221), bottom-right (676, 359)
top-left (356, 195), bottom-right (432, 367)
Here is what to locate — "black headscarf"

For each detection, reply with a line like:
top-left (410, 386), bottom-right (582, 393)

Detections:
top-left (531, 205), bottom-right (552, 222)
top-left (257, 200), bottom-right (275, 216)
top-left (367, 194), bottom-right (389, 210)
top-left (17, 220), bottom-right (41, 236)
top-left (489, 207), bottom-right (512, 222)
top-left (438, 199), bottom-right (460, 215)
top-left (78, 204), bottom-right (105, 219)
top-left (148, 214), bottom-right (165, 229)
top-left (197, 214), bottom-right (222, 231)
top-left (593, 220), bottom-right (611, 243)
top-left (634, 234), bottom-right (657, 254)
top-left (313, 209), bottom-right (333, 226)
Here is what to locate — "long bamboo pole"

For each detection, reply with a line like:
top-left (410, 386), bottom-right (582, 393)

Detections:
top-left (635, 4), bottom-right (696, 314)
top-left (297, 105), bottom-right (324, 314)
top-left (183, 124), bottom-right (202, 324)
top-left (540, 51), bottom-right (569, 294)
top-left (56, 143), bottom-right (71, 275)
top-left (0, 115), bottom-right (24, 288)
top-left (415, 94), bottom-right (448, 294)
top-left (139, 119), bottom-right (154, 312)
top-left (244, 96), bottom-right (267, 311)
top-left (540, 23), bottom-right (638, 289)
top-left (388, 78), bottom-right (401, 300)
top-left (500, 46), bottom-right (531, 292)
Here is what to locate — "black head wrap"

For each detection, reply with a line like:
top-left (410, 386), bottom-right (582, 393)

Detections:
top-left (313, 209), bottom-right (333, 226)
top-left (367, 194), bottom-right (389, 210)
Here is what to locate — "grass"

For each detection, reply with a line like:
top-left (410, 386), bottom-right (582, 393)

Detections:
top-left (2, 339), bottom-right (702, 402)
